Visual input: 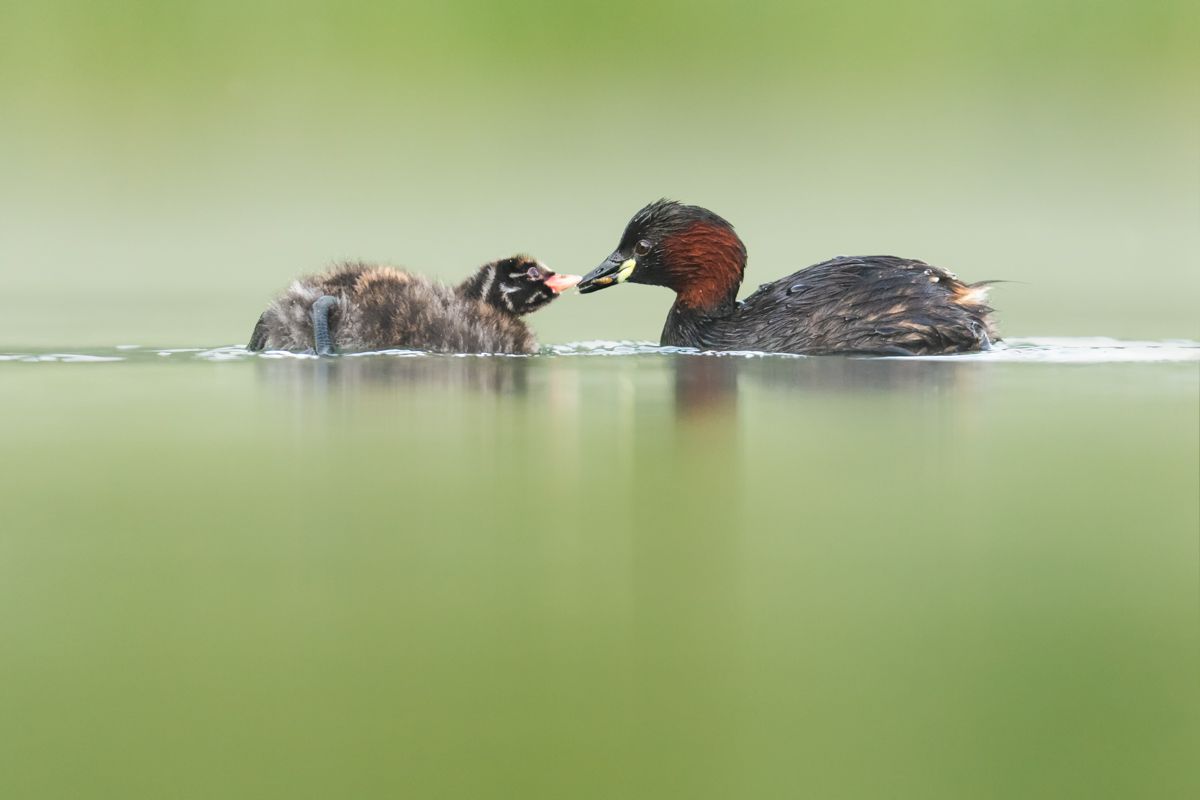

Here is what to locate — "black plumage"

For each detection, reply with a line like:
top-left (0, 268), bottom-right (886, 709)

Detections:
top-left (665, 255), bottom-right (995, 355)
top-left (578, 200), bottom-right (996, 356)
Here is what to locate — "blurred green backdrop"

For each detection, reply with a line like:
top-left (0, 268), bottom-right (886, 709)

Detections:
top-left (1, 5), bottom-right (1199, 800)
top-left (1, 0), bottom-right (1197, 347)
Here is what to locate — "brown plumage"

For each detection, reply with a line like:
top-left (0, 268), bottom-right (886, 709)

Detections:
top-left (578, 200), bottom-right (997, 356)
top-left (247, 256), bottom-right (580, 354)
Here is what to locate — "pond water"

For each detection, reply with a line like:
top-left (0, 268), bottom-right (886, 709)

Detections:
top-left (2, 338), bottom-right (1197, 798)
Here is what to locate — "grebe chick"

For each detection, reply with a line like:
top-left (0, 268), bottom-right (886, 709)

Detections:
top-left (247, 256), bottom-right (580, 355)
top-left (577, 200), bottom-right (996, 356)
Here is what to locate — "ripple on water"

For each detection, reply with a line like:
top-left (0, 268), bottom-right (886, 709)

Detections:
top-left (0, 353), bottom-right (126, 363)
top-left (898, 337), bottom-right (1200, 363)
top-left (0, 338), bottom-right (1197, 364)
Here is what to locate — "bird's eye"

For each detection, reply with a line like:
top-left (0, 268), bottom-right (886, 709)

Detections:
top-left (526, 266), bottom-right (542, 280)
top-left (634, 239), bottom-right (652, 257)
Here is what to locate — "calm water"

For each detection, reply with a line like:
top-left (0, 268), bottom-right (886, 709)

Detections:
top-left (2, 339), bottom-right (1197, 798)
top-left (3, 1), bottom-right (1196, 795)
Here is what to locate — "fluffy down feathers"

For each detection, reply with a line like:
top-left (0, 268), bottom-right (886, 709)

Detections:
top-left (247, 262), bottom-right (538, 354)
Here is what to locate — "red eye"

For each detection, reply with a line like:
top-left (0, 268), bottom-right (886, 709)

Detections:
top-left (634, 239), bottom-right (652, 256)
top-left (526, 266), bottom-right (541, 280)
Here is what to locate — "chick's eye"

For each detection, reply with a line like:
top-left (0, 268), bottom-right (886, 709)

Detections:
top-left (634, 239), bottom-right (652, 257)
top-left (526, 266), bottom-right (542, 280)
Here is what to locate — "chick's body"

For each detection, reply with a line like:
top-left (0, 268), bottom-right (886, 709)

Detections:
top-left (248, 257), bottom-right (573, 355)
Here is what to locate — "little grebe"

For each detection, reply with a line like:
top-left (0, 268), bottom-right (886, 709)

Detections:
top-left (247, 256), bottom-right (580, 355)
top-left (577, 200), bottom-right (996, 355)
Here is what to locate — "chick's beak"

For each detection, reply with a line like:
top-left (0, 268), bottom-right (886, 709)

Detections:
top-left (578, 252), bottom-right (636, 294)
top-left (543, 272), bottom-right (582, 293)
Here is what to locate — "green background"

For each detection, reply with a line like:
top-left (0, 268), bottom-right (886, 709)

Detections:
top-left (1, 3), bottom-right (1198, 799)
top-left (2, 0), bottom-right (1197, 346)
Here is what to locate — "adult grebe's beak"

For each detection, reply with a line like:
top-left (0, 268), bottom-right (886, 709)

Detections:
top-left (543, 273), bottom-right (582, 293)
top-left (577, 251), bottom-right (636, 294)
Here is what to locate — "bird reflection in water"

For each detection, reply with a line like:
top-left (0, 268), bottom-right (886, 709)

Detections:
top-left (670, 352), bottom-right (975, 420)
top-left (251, 349), bottom-right (976, 424)
top-left (254, 353), bottom-right (531, 397)
top-left (672, 355), bottom-right (740, 422)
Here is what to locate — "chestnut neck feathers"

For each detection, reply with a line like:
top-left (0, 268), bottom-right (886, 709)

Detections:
top-left (581, 199), bottom-right (997, 355)
top-left (624, 200), bottom-right (748, 317)
top-left (662, 222), bottom-right (747, 315)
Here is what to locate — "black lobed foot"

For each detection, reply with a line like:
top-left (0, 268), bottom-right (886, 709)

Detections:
top-left (311, 295), bottom-right (339, 356)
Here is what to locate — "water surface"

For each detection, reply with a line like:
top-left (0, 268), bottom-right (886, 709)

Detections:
top-left (2, 339), bottom-right (1197, 798)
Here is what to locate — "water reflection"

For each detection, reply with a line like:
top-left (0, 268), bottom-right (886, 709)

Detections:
top-left (669, 353), bottom-right (973, 419)
top-left (672, 356), bottom-right (739, 420)
top-left (251, 349), bottom-right (977, 423)
top-left (255, 353), bottom-right (531, 396)
top-left (744, 355), bottom-right (969, 394)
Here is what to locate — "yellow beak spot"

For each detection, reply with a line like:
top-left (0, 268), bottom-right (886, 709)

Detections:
top-left (616, 259), bottom-right (636, 283)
